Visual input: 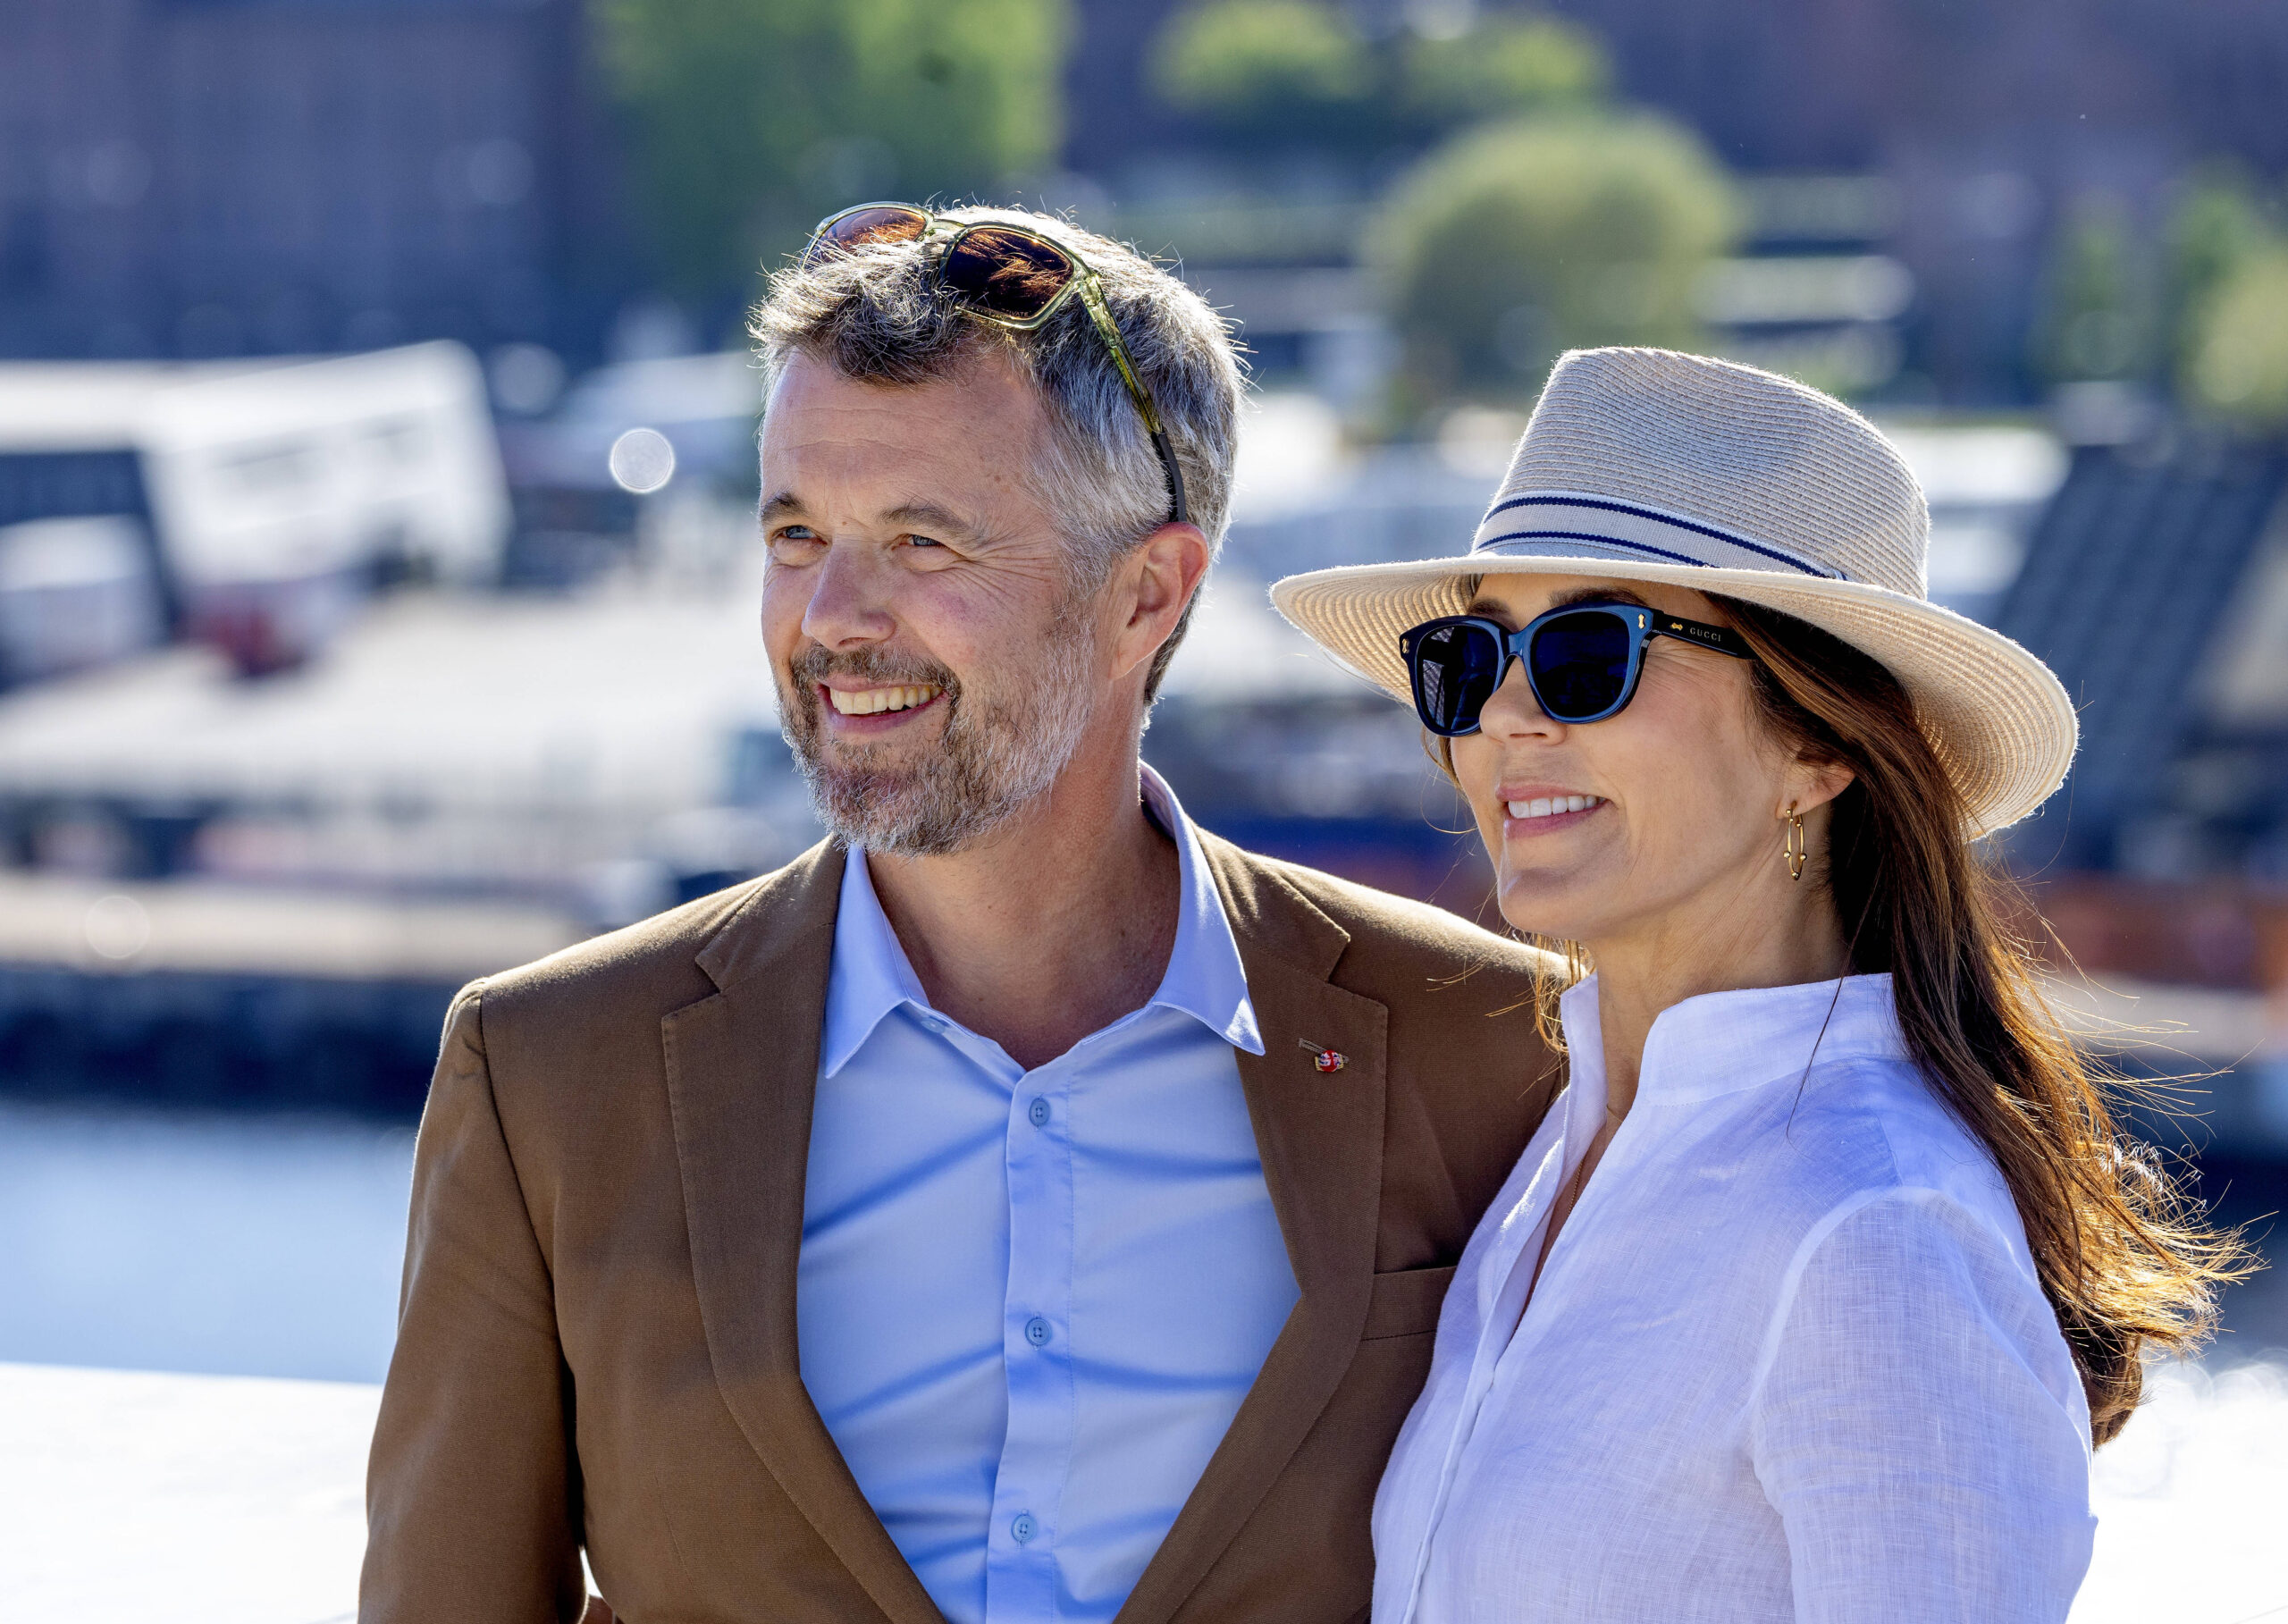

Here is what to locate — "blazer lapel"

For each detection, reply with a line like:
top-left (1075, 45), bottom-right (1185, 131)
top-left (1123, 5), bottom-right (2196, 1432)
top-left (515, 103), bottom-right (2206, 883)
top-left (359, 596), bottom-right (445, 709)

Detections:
top-left (662, 840), bottom-right (947, 1624)
top-left (1114, 837), bottom-right (1390, 1624)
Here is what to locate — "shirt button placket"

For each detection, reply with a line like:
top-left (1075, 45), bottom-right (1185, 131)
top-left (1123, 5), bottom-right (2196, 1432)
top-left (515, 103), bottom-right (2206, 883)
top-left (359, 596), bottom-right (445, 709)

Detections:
top-left (986, 1056), bottom-right (1073, 1620)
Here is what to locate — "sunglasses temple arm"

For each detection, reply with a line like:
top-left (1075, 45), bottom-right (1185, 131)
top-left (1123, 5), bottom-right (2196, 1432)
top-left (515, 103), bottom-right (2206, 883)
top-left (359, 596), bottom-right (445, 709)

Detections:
top-left (1653, 620), bottom-right (1757, 659)
top-left (1149, 427), bottom-right (1190, 528)
top-left (1079, 279), bottom-right (1190, 527)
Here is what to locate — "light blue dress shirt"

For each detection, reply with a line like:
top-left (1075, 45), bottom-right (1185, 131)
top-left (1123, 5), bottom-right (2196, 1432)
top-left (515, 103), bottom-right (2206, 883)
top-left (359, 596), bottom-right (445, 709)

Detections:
top-left (796, 767), bottom-right (1296, 1624)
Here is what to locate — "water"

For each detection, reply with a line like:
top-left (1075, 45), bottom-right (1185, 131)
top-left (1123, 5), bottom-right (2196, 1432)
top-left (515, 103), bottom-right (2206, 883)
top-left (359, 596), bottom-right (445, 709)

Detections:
top-left (5, 1101), bottom-right (2280, 1384)
top-left (0, 1104), bottom-right (413, 1382)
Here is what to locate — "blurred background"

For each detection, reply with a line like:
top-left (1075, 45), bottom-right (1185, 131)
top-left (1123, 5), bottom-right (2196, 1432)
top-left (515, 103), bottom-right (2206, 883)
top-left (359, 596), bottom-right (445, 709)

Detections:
top-left (0, 5), bottom-right (2285, 1603)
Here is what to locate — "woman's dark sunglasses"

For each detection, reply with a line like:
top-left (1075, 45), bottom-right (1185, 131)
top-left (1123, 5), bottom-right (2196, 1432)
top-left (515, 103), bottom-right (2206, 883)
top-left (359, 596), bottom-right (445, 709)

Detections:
top-left (1401, 602), bottom-right (1755, 736)
top-left (801, 203), bottom-right (1188, 526)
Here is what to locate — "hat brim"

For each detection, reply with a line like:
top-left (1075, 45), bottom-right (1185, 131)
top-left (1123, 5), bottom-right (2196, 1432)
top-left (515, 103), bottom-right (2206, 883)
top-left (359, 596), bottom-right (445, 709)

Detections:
top-left (1270, 552), bottom-right (2077, 838)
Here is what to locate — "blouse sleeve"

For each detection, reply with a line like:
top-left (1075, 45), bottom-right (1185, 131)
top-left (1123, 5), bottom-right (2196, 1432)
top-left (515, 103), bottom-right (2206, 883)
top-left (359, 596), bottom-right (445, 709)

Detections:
top-left (1747, 1188), bottom-right (2096, 1624)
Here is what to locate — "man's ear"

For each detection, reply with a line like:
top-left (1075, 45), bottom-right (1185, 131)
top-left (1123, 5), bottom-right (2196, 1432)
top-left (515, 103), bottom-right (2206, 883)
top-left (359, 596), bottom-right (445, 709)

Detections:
top-left (1108, 522), bottom-right (1209, 683)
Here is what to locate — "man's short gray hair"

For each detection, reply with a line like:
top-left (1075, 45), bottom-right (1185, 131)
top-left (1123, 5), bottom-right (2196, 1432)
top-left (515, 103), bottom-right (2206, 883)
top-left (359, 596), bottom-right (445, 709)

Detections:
top-left (751, 206), bottom-right (1244, 701)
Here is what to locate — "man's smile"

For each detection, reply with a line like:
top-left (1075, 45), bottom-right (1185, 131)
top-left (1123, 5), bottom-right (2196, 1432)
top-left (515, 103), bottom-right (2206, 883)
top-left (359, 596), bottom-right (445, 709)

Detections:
top-left (818, 680), bottom-right (948, 734)
top-left (825, 681), bottom-right (944, 717)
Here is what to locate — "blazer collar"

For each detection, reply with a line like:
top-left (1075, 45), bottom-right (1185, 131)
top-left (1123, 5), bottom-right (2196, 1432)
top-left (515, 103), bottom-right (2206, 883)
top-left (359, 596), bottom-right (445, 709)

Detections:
top-left (667, 832), bottom-right (1390, 1624)
top-left (1113, 832), bottom-right (1389, 1624)
top-left (668, 838), bottom-right (949, 1624)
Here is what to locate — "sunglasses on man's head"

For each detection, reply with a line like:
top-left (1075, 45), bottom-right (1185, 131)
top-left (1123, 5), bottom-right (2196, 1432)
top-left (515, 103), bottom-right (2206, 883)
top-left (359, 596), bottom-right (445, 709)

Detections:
top-left (1401, 602), bottom-right (1755, 737)
top-left (801, 203), bottom-right (1189, 526)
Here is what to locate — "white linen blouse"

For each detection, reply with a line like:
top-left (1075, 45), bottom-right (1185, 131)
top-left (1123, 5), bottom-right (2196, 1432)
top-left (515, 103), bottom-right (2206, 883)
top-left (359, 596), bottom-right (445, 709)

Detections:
top-left (1373, 973), bottom-right (2097, 1624)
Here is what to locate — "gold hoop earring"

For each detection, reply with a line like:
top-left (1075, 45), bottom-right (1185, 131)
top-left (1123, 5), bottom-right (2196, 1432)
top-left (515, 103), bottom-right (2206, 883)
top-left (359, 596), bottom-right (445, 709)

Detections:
top-left (1783, 804), bottom-right (1806, 882)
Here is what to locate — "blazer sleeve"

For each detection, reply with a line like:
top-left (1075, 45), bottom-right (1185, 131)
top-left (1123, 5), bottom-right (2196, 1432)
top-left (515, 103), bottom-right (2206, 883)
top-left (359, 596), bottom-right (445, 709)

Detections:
top-left (360, 983), bottom-right (589, 1624)
top-left (1746, 1189), bottom-right (2096, 1624)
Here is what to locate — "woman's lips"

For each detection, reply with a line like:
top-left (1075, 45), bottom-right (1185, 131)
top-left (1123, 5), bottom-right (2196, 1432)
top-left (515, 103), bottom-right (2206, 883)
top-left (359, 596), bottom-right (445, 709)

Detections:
top-left (1500, 792), bottom-right (1605, 835)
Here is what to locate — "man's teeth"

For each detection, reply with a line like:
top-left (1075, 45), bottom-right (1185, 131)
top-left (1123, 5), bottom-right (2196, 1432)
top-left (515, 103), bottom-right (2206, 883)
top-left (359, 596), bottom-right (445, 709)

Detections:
top-left (1507, 794), bottom-right (1603, 820)
top-left (829, 684), bottom-right (942, 716)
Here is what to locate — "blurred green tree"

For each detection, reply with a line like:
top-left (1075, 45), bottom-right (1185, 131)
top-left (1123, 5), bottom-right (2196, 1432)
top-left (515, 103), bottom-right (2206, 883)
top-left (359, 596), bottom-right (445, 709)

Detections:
top-left (1399, 14), bottom-right (1607, 126)
top-left (2162, 165), bottom-right (2288, 426)
top-left (1370, 114), bottom-right (1740, 404)
top-left (1149, 2), bottom-right (1610, 151)
top-left (1148, 0), bottom-right (1373, 145)
top-left (595, 0), bottom-right (1067, 301)
top-left (2166, 165), bottom-right (2275, 349)
top-left (2184, 249), bottom-right (2288, 429)
top-left (2031, 195), bottom-right (2160, 385)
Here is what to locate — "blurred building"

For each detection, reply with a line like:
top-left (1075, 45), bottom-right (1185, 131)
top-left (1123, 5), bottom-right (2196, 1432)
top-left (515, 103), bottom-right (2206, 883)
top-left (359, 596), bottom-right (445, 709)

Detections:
top-left (0, 0), bottom-right (630, 365)
top-left (1540, 0), bottom-right (2288, 174)
top-left (1998, 433), bottom-right (2288, 880)
top-left (1066, 0), bottom-right (2288, 407)
top-left (1550, 0), bottom-right (2288, 405)
top-left (1071, 0), bottom-right (2288, 180)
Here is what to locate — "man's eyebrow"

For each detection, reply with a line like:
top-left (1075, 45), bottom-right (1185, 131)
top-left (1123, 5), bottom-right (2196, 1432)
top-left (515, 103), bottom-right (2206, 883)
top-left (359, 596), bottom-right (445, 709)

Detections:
top-left (880, 501), bottom-right (980, 538)
top-left (757, 492), bottom-right (989, 540)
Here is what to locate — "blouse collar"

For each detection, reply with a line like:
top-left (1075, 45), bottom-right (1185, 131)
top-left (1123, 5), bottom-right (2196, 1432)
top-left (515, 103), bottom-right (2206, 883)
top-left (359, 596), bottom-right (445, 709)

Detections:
top-left (1556, 972), bottom-right (1905, 1102)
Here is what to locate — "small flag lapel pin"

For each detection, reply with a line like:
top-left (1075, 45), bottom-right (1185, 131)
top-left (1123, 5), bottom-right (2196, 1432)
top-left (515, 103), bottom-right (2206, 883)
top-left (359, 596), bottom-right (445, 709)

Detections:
top-left (1299, 1038), bottom-right (1347, 1073)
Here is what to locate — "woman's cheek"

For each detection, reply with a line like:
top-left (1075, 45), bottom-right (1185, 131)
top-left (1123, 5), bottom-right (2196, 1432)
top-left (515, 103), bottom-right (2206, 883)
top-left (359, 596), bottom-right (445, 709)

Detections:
top-left (1451, 742), bottom-right (1500, 823)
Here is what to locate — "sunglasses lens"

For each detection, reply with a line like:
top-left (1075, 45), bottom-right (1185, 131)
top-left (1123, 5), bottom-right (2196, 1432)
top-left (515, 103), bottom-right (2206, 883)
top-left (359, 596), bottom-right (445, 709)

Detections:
top-left (1410, 620), bottom-right (1506, 736)
top-left (1528, 610), bottom-right (1635, 721)
top-left (803, 206), bottom-right (930, 267)
top-left (940, 225), bottom-right (1074, 322)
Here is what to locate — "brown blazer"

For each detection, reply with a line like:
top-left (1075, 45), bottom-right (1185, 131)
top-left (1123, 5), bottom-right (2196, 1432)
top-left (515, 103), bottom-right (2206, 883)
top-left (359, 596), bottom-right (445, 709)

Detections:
top-left (362, 833), bottom-right (1558, 1624)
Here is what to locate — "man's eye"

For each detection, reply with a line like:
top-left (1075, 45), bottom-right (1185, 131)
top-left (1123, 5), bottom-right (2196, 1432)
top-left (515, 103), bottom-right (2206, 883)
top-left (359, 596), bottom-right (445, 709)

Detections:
top-left (769, 526), bottom-right (823, 554)
top-left (902, 534), bottom-right (944, 550)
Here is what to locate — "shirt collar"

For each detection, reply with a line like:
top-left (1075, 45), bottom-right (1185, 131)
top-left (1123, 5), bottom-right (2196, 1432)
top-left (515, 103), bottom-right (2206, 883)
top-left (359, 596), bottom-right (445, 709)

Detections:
top-left (819, 763), bottom-right (1262, 1078)
top-left (1143, 763), bottom-right (1265, 1057)
top-left (1556, 971), bottom-right (1903, 1102)
top-left (819, 835), bottom-right (935, 1080)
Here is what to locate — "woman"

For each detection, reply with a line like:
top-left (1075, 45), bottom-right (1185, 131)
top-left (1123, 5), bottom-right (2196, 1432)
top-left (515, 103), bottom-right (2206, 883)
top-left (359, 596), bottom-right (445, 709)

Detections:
top-left (1272, 349), bottom-right (2249, 1622)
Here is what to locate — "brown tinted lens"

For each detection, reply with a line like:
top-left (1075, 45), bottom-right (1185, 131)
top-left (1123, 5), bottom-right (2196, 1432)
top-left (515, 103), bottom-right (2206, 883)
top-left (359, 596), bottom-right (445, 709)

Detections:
top-left (939, 226), bottom-right (1073, 321)
top-left (803, 205), bottom-right (930, 266)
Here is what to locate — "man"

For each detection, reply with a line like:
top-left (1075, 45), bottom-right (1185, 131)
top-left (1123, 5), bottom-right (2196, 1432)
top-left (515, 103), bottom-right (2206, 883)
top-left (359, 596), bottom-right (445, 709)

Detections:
top-left (362, 206), bottom-right (1556, 1624)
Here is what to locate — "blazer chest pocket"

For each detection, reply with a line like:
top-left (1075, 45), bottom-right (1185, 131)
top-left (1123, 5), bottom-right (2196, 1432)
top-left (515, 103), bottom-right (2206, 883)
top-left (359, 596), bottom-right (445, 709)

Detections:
top-left (1362, 1265), bottom-right (1456, 1341)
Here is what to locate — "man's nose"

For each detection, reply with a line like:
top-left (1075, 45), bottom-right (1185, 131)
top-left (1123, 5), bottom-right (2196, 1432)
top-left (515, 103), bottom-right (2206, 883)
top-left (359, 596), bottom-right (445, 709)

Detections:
top-left (799, 543), bottom-right (897, 649)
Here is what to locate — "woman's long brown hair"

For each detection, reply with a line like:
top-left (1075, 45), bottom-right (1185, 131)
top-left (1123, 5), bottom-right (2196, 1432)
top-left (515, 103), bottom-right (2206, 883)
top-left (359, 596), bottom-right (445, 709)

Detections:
top-left (1700, 596), bottom-right (2254, 1443)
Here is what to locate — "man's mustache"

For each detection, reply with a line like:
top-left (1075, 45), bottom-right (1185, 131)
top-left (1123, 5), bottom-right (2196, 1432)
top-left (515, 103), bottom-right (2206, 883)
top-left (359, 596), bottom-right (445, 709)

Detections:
top-left (786, 644), bottom-right (961, 705)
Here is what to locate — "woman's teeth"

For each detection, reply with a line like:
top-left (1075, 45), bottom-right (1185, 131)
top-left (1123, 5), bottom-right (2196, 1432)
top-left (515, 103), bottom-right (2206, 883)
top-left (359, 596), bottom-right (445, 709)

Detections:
top-left (829, 683), bottom-right (942, 716)
top-left (1507, 794), bottom-right (1603, 820)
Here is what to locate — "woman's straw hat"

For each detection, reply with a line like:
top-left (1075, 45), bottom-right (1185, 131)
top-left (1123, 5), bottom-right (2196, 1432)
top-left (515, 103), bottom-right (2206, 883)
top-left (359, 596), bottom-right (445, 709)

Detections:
top-left (1269, 347), bottom-right (2076, 837)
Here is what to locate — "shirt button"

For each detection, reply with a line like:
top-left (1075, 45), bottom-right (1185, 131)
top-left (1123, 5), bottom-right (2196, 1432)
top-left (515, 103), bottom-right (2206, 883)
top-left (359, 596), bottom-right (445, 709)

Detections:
top-left (1011, 1512), bottom-right (1037, 1544)
top-left (1027, 1097), bottom-right (1050, 1127)
top-left (1024, 1315), bottom-right (1051, 1347)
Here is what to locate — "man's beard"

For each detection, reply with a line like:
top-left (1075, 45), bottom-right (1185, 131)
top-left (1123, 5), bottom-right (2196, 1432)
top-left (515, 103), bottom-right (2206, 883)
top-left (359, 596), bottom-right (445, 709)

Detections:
top-left (778, 594), bottom-right (1102, 858)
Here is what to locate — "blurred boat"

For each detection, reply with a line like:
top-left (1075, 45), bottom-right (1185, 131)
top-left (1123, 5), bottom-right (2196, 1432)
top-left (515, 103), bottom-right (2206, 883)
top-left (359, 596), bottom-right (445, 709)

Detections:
top-left (0, 342), bottom-right (509, 679)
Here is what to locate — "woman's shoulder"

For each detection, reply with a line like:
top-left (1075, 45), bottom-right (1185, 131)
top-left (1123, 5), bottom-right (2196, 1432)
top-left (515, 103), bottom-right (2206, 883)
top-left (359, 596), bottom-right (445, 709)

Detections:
top-left (1744, 1061), bottom-right (2062, 1352)
top-left (1766, 1051), bottom-right (2030, 1257)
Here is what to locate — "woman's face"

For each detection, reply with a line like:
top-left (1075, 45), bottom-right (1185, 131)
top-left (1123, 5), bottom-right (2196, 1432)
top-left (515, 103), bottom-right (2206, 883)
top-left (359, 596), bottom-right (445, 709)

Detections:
top-left (1448, 574), bottom-right (1837, 954)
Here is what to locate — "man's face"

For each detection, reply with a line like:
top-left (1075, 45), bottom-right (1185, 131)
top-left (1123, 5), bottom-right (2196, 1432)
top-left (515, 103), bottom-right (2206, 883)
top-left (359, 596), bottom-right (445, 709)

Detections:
top-left (759, 349), bottom-right (1107, 856)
